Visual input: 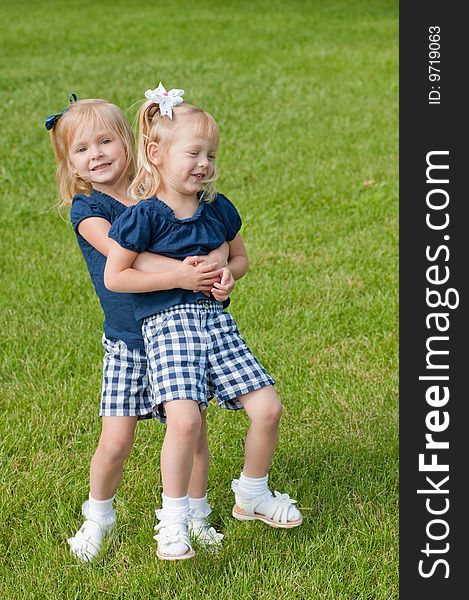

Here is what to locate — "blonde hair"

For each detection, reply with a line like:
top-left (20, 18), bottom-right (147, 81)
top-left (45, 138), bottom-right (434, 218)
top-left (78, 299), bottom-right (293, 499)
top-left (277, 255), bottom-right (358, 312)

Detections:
top-left (130, 101), bottom-right (219, 202)
top-left (49, 99), bottom-right (136, 208)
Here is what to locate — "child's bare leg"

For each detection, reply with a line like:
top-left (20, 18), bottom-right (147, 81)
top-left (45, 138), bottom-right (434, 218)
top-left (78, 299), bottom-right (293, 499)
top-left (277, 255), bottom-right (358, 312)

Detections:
top-left (231, 386), bottom-right (302, 528)
top-left (188, 409), bottom-right (209, 499)
top-left (68, 416), bottom-right (137, 562)
top-left (239, 386), bottom-right (282, 477)
top-left (156, 400), bottom-right (201, 559)
top-left (161, 400), bottom-right (201, 496)
top-left (90, 416), bottom-right (137, 499)
top-left (185, 409), bottom-right (224, 546)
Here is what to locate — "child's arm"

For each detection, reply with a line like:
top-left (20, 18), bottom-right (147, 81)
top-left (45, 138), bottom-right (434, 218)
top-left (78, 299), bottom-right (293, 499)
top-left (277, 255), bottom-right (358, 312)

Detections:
top-left (210, 234), bottom-right (249, 301)
top-left (163, 242), bottom-right (229, 272)
top-left (184, 238), bottom-right (245, 277)
top-left (104, 240), bottom-right (221, 294)
top-left (79, 218), bottom-right (180, 271)
top-left (78, 218), bottom-right (226, 273)
top-left (225, 234), bottom-right (249, 280)
top-left (78, 217), bottom-right (115, 255)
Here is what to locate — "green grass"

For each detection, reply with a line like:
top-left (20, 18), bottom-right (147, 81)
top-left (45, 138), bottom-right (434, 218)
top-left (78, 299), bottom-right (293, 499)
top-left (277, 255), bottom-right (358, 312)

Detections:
top-left (0, 0), bottom-right (398, 598)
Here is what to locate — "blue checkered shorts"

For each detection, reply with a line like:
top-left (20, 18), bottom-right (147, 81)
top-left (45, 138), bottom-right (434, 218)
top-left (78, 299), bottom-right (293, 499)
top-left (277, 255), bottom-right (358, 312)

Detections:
top-left (141, 302), bottom-right (275, 416)
top-left (101, 335), bottom-right (165, 422)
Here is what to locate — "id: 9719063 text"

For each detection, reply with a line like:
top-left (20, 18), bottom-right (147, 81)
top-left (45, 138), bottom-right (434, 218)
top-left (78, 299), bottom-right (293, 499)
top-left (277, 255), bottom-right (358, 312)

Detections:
top-left (428, 26), bottom-right (441, 105)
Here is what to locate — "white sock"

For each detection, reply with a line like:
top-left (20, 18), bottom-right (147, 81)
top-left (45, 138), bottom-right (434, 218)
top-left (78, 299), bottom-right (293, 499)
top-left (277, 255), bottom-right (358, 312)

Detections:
top-left (238, 473), bottom-right (269, 497)
top-left (189, 495), bottom-right (210, 514)
top-left (159, 494), bottom-right (190, 556)
top-left (88, 494), bottom-right (114, 520)
top-left (236, 473), bottom-right (301, 521)
top-left (162, 494), bottom-right (190, 513)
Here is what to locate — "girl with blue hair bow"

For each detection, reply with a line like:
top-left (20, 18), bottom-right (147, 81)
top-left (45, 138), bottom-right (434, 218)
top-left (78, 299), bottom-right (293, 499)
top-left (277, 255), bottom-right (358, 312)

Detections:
top-left (46, 95), bottom-right (227, 562)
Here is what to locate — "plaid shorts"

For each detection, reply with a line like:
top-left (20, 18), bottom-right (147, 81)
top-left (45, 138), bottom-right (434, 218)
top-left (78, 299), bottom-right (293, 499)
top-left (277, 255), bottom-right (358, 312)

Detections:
top-left (101, 335), bottom-right (165, 422)
top-left (141, 302), bottom-right (275, 417)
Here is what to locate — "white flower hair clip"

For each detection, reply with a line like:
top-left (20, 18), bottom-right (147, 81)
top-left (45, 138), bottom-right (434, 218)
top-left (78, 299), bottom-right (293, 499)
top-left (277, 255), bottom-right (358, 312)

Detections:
top-left (144, 82), bottom-right (184, 119)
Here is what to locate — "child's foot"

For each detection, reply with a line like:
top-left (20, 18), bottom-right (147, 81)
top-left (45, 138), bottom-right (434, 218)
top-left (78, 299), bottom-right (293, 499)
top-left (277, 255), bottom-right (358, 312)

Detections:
top-left (154, 509), bottom-right (195, 561)
top-left (231, 479), bottom-right (303, 528)
top-left (67, 500), bottom-right (116, 563)
top-left (188, 504), bottom-right (224, 548)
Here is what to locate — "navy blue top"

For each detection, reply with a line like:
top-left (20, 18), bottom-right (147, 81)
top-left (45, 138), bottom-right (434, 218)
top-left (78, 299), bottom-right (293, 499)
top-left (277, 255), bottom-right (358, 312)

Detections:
top-left (108, 193), bottom-right (242, 321)
top-left (70, 189), bottom-right (146, 351)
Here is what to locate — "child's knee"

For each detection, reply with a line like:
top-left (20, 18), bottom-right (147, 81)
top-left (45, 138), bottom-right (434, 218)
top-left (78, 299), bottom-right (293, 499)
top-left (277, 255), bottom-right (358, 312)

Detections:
top-left (167, 408), bottom-right (201, 438)
top-left (264, 396), bottom-right (283, 426)
top-left (97, 435), bottom-right (133, 464)
top-left (243, 387), bottom-right (283, 427)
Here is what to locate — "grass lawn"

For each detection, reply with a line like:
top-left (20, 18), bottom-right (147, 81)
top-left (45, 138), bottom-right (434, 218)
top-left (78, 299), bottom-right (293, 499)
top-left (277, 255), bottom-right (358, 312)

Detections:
top-left (0, 0), bottom-right (398, 598)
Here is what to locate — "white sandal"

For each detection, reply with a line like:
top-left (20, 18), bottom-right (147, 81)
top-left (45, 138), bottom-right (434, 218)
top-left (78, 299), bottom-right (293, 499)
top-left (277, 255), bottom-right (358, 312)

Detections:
top-left (154, 510), bottom-right (195, 561)
top-left (188, 505), bottom-right (224, 547)
top-left (67, 500), bottom-right (116, 563)
top-left (231, 480), bottom-right (303, 529)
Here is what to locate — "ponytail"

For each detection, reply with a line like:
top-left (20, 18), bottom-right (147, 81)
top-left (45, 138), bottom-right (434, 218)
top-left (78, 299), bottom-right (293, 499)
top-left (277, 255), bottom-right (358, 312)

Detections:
top-left (129, 100), bottom-right (163, 200)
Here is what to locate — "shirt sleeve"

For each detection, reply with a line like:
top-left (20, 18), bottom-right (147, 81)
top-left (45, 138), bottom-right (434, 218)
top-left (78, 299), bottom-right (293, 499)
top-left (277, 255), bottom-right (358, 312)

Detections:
top-left (108, 203), bottom-right (152, 253)
top-left (214, 193), bottom-right (242, 241)
top-left (70, 195), bottom-right (110, 232)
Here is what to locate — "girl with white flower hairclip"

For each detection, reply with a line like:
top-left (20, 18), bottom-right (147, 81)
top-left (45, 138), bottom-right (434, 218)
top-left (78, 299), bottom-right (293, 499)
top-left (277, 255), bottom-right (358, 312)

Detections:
top-left (104, 83), bottom-right (303, 561)
top-left (46, 95), bottom-right (229, 563)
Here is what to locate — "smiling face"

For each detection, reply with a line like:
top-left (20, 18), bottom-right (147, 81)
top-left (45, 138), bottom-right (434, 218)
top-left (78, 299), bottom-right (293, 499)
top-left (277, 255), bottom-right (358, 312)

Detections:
top-left (68, 123), bottom-right (127, 196)
top-left (151, 128), bottom-right (218, 201)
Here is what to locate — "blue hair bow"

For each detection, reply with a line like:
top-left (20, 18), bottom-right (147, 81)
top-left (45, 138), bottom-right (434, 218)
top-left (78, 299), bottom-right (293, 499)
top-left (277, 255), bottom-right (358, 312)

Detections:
top-left (44, 93), bottom-right (78, 130)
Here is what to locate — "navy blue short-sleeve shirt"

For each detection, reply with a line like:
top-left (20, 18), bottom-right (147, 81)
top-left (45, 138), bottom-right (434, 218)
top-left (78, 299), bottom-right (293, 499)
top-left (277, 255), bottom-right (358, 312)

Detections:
top-left (70, 189), bottom-right (146, 350)
top-left (108, 193), bottom-right (242, 320)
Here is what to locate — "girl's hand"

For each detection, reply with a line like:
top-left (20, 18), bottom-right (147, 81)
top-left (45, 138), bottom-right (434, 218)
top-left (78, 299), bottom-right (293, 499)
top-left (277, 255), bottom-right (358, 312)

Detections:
top-left (183, 255), bottom-right (225, 270)
top-left (210, 267), bottom-right (235, 301)
top-left (178, 261), bottom-right (221, 293)
top-left (183, 255), bottom-right (203, 267)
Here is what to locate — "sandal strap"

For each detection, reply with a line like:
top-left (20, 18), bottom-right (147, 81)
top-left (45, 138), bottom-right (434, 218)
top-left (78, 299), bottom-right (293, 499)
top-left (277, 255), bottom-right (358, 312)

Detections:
top-left (154, 521), bottom-right (191, 546)
top-left (232, 479), bottom-right (297, 525)
top-left (70, 522), bottom-right (99, 545)
top-left (154, 509), bottom-right (192, 546)
top-left (68, 521), bottom-right (103, 561)
top-left (263, 491), bottom-right (297, 524)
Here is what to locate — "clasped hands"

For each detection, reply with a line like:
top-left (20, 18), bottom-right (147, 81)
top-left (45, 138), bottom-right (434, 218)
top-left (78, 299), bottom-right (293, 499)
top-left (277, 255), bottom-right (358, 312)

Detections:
top-left (179, 255), bottom-right (235, 301)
